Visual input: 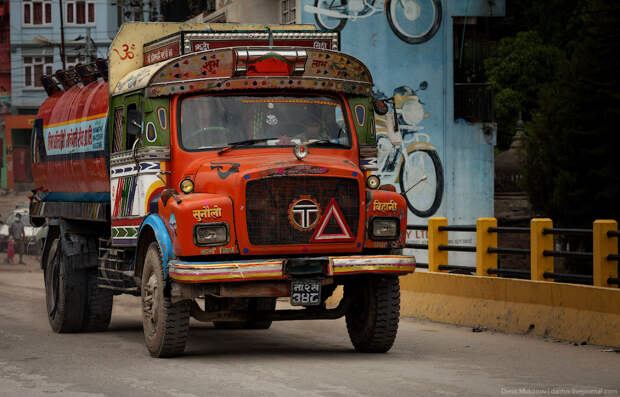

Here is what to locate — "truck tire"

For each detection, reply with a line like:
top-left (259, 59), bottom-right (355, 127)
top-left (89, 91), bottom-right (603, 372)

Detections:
top-left (44, 239), bottom-right (88, 333)
top-left (141, 242), bottom-right (190, 357)
top-left (213, 297), bottom-right (276, 330)
top-left (82, 269), bottom-right (114, 332)
top-left (345, 276), bottom-right (400, 353)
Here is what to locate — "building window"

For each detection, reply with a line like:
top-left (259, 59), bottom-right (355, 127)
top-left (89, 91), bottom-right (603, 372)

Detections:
top-left (281, 0), bottom-right (296, 24)
top-left (23, 0), bottom-right (52, 26)
top-left (453, 16), bottom-right (501, 123)
top-left (24, 56), bottom-right (53, 88)
top-left (65, 55), bottom-right (86, 68)
top-left (66, 0), bottom-right (95, 25)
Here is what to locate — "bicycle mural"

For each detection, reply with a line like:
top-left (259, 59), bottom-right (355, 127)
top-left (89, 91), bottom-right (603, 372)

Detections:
top-left (304, 0), bottom-right (442, 45)
top-left (375, 83), bottom-right (443, 218)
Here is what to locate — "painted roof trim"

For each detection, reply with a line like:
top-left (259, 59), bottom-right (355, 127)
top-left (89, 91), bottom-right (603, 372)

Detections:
top-left (109, 22), bottom-right (318, 96)
top-left (113, 47), bottom-right (373, 97)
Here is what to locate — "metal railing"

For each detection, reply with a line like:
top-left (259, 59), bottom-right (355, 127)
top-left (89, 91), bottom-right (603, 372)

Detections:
top-left (405, 218), bottom-right (619, 288)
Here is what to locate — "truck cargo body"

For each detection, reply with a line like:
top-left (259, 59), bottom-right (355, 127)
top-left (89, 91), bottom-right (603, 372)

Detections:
top-left (33, 81), bottom-right (109, 196)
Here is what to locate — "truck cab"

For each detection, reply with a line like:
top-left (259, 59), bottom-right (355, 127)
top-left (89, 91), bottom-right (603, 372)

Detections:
top-left (31, 23), bottom-right (415, 357)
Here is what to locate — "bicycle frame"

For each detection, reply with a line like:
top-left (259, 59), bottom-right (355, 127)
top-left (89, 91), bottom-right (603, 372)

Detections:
top-left (377, 103), bottom-right (436, 183)
top-left (305, 0), bottom-right (384, 20)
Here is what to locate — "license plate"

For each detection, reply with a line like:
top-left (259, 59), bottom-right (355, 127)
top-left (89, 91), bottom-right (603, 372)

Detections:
top-left (290, 279), bottom-right (321, 306)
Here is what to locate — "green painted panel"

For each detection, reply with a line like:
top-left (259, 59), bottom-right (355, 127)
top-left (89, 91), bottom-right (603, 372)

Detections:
top-left (348, 96), bottom-right (375, 144)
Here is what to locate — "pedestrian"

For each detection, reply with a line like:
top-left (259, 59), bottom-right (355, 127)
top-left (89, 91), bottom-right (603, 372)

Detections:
top-left (9, 213), bottom-right (25, 265)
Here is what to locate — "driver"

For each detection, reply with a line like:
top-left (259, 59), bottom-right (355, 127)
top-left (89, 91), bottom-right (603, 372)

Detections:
top-left (304, 118), bottom-right (323, 141)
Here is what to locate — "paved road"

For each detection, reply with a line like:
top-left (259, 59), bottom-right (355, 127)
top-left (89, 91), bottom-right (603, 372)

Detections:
top-left (0, 261), bottom-right (618, 397)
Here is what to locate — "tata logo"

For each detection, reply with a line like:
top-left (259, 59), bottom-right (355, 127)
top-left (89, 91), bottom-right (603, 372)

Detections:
top-left (288, 196), bottom-right (321, 232)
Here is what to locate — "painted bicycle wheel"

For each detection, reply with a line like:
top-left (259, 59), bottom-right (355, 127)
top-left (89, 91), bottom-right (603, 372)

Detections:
top-left (398, 148), bottom-right (443, 218)
top-left (313, 0), bottom-right (349, 31)
top-left (386, 0), bottom-right (442, 45)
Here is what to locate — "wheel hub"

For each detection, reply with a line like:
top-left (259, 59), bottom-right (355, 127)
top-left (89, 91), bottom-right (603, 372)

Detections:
top-left (143, 274), bottom-right (160, 334)
top-left (403, 0), bottom-right (421, 21)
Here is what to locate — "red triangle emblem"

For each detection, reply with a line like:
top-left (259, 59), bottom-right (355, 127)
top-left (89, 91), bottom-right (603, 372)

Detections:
top-left (310, 198), bottom-right (355, 242)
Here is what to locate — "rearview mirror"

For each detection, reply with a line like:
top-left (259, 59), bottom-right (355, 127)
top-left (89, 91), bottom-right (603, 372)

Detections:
top-left (127, 108), bottom-right (142, 136)
top-left (372, 98), bottom-right (389, 115)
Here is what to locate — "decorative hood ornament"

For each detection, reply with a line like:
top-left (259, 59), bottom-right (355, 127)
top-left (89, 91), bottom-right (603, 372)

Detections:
top-left (294, 144), bottom-right (308, 160)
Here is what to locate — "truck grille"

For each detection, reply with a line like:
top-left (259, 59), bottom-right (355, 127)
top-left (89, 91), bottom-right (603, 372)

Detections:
top-left (246, 177), bottom-right (359, 245)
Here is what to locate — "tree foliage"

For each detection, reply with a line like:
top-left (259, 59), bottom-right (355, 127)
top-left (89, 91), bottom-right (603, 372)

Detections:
top-left (484, 31), bottom-right (564, 149)
top-left (521, 1), bottom-right (620, 226)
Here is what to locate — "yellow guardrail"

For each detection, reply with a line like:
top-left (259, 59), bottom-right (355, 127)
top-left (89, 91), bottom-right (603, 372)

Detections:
top-left (393, 217), bottom-right (620, 346)
top-left (422, 217), bottom-right (619, 288)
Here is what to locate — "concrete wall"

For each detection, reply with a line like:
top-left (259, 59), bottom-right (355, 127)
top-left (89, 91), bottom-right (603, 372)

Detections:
top-left (9, 0), bottom-right (117, 110)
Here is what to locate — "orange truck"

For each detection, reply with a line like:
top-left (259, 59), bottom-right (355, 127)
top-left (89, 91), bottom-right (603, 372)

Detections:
top-left (30, 22), bottom-right (415, 357)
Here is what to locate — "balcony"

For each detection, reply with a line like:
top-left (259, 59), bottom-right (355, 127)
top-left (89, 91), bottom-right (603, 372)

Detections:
top-left (454, 83), bottom-right (494, 123)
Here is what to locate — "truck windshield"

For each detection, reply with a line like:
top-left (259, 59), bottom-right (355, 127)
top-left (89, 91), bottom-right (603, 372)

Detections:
top-left (179, 95), bottom-right (351, 150)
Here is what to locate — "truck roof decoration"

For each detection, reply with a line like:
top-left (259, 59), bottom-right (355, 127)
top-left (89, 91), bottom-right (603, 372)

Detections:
top-left (109, 22), bottom-right (318, 96)
top-left (143, 30), bottom-right (339, 66)
top-left (41, 58), bottom-right (108, 96)
top-left (113, 47), bottom-right (373, 97)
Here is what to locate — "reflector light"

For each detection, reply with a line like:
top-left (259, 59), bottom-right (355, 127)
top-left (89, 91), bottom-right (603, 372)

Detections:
top-left (310, 198), bottom-right (355, 243)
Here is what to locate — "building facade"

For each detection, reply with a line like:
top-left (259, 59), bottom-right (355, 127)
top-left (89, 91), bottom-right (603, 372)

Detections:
top-left (1, 0), bottom-right (11, 189)
top-left (9, 0), bottom-right (119, 113)
top-left (196, 0), bottom-right (506, 263)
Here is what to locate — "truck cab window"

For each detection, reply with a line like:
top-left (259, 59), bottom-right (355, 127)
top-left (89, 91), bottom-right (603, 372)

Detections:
top-left (126, 104), bottom-right (141, 150)
top-left (112, 107), bottom-right (123, 152)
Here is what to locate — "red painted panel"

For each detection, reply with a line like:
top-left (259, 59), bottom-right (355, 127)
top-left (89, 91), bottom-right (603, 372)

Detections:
top-left (32, 80), bottom-right (110, 194)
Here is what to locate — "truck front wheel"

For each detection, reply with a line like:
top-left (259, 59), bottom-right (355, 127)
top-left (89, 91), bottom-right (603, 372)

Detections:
top-left (44, 239), bottom-right (87, 333)
top-left (141, 242), bottom-right (190, 357)
top-left (345, 276), bottom-right (401, 353)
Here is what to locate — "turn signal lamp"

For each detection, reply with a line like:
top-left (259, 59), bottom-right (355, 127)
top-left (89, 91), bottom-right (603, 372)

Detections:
top-left (180, 178), bottom-right (194, 194)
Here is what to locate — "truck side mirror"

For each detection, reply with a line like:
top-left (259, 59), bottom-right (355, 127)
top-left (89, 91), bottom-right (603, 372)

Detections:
top-left (372, 98), bottom-right (389, 115)
top-left (127, 108), bottom-right (142, 136)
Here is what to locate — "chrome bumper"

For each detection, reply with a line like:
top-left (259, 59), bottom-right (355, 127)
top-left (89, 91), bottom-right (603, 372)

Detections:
top-left (168, 255), bottom-right (415, 283)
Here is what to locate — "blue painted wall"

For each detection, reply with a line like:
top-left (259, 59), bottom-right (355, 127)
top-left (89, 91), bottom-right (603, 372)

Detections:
top-left (302, 0), bottom-right (505, 261)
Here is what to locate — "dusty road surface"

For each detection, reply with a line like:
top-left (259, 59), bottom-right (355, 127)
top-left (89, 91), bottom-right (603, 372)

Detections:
top-left (0, 259), bottom-right (619, 397)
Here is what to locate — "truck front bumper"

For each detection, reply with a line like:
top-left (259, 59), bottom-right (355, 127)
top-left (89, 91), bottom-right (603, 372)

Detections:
top-left (168, 255), bottom-right (415, 283)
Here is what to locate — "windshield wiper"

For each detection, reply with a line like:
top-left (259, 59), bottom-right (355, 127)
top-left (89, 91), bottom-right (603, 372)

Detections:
top-left (307, 139), bottom-right (347, 147)
top-left (217, 137), bottom-right (281, 155)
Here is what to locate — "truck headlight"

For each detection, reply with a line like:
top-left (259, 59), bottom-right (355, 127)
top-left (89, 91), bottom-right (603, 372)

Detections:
top-left (194, 223), bottom-right (229, 246)
top-left (371, 217), bottom-right (399, 240)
